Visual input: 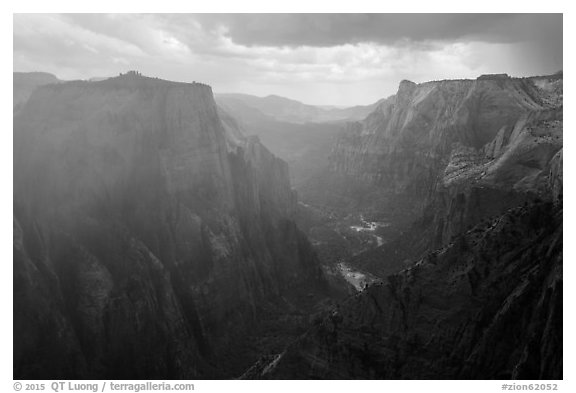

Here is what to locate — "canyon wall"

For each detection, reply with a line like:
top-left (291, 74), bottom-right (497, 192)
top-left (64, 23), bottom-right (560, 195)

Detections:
top-left (13, 73), bottom-right (327, 379)
top-left (326, 73), bottom-right (562, 253)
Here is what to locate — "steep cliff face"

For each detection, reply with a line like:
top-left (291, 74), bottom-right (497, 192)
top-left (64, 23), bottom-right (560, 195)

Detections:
top-left (13, 73), bottom-right (327, 379)
top-left (251, 200), bottom-right (562, 379)
top-left (328, 74), bottom-right (562, 247)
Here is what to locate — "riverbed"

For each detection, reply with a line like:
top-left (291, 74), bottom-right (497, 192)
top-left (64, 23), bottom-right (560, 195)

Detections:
top-left (349, 215), bottom-right (389, 247)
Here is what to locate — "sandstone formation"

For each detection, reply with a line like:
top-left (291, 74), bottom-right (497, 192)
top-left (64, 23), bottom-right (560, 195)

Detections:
top-left (330, 74), bottom-right (561, 224)
top-left (317, 74), bottom-right (563, 273)
top-left (13, 72), bottom-right (331, 379)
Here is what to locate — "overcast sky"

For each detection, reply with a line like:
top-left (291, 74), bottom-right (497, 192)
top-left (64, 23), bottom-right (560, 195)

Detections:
top-left (13, 14), bottom-right (562, 106)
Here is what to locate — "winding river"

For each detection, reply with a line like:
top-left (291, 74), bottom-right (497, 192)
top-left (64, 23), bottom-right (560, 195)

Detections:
top-left (337, 215), bottom-right (387, 291)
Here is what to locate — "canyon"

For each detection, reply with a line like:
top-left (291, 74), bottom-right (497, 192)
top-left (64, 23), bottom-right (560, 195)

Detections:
top-left (237, 73), bottom-right (563, 379)
top-left (13, 71), bottom-right (562, 379)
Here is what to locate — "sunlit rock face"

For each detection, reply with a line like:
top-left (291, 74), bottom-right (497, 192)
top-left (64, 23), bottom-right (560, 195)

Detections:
top-left (13, 73), bottom-right (326, 379)
top-left (329, 74), bottom-right (562, 244)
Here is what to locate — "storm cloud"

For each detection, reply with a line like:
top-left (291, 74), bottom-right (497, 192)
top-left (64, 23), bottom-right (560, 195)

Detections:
top-left (188, 14), bottom-right (561, 47)
top-left (13, 14), bottom-right (563, 106)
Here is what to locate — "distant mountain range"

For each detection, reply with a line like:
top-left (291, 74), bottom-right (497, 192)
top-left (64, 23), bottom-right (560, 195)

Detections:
top-left (216, 93), bottom-right (384, 124)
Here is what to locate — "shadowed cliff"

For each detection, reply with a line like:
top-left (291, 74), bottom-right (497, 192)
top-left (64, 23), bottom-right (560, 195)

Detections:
top-left (13, 72), bottom-right (333, 379)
